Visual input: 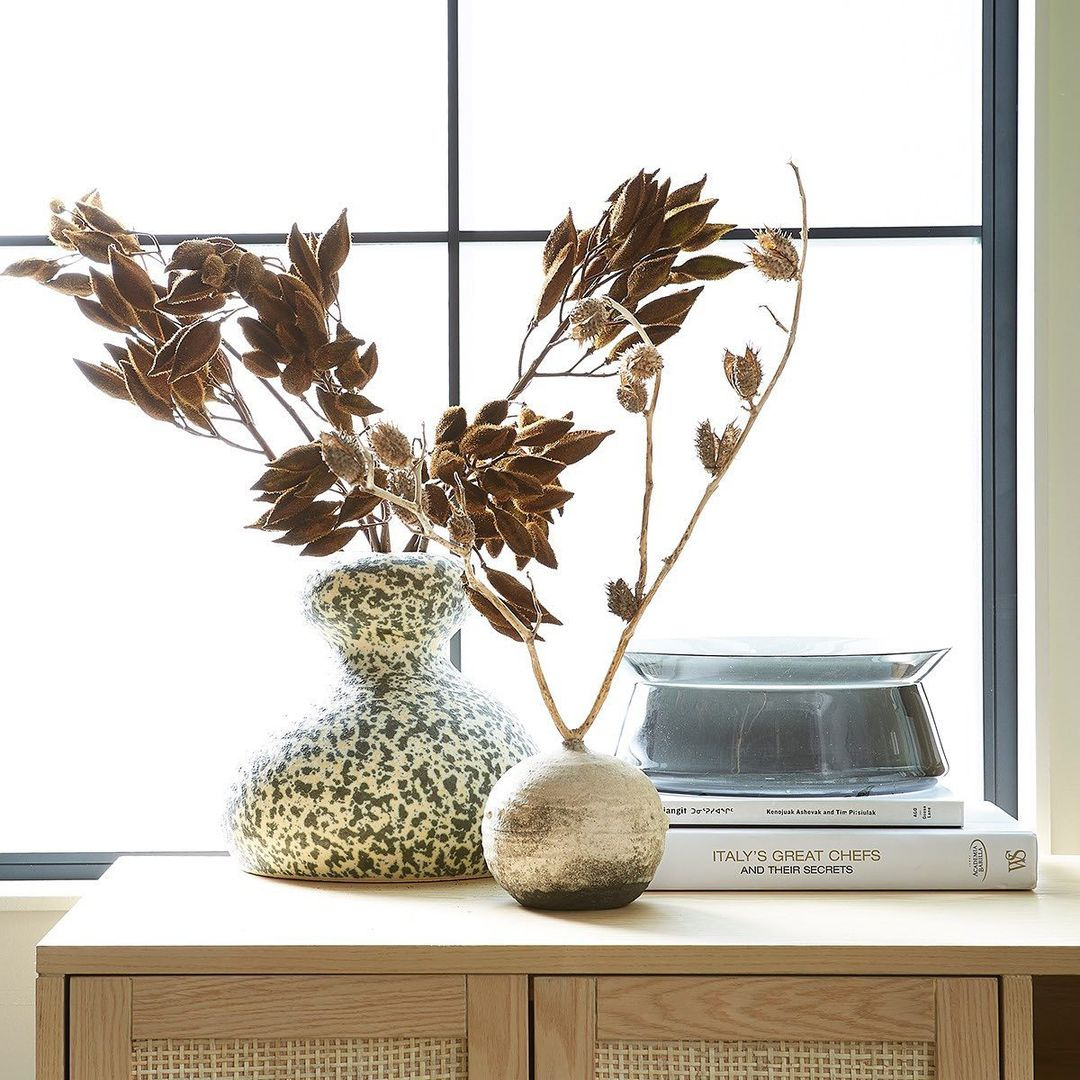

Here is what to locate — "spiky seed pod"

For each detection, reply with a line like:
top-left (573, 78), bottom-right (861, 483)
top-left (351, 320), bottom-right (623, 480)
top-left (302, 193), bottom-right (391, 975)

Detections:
top-left (748, 228), bottom-right (799, 281)
top-left (716, 421), bottom-right (741, 470)
top-left (616, 377), bottom-right (648, 414)
top-left (695, 420), bottom-right (719, 473)
top-left (569, 297), bottom-right (611, 344)
top-left (723, 345), bottom-right (763, 400)
top-left (606, 578), bottom-right (639, 622)
top-left (386, 469), bottom-right (421, 527)
top-left (320, 431), bottom-right (368, 484)
top-left (622, 342), bottom-right (664, 380)
top-left (449, 509), bottom-right (475, 547)
top-left (695, 419), bottom-right (742, 476)
top-left (369, 422), bottom-right (414, 468)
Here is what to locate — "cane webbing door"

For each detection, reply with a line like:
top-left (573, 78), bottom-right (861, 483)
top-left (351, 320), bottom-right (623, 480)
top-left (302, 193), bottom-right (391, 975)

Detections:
top-left (533, 976), bottom-right (1000, 1080)
top-left (69, 974), bottom-right (526, 1080)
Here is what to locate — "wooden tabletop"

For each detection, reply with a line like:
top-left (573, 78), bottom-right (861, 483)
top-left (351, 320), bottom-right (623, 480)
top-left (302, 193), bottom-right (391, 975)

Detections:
top-left (37, 855), bottom-right (1080, 977)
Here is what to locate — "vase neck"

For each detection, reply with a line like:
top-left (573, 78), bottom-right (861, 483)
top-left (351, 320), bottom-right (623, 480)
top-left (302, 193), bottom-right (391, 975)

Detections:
top-left (304, 553), bottom-right (466, 669)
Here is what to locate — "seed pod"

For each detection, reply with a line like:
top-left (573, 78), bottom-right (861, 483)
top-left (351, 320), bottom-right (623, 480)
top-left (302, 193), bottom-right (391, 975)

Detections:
top-left (622, 343), bottom-right (663, 380)
top-left (606, 578), bottom-right (638, 622)
top-left (617, 378), bottom-right (648, 414)
top-left (723, 345), bottom-right (763, 400)
top-left (320, 431), bottom-right (368, 485)
top-left (716, 421), bottom-right (741, 470)
top-left (748, 228), bottom-right (799, 281)
top-left (369, 422), bottom-right (413, 468)
top-left (569, 297), bottom-right (611, 344)
top-left (695, 420), bottom-right (719, 473)
top-left (449, 509), bottom-right (475, 547)
top-left (386, 469), bottom-right (421, 527)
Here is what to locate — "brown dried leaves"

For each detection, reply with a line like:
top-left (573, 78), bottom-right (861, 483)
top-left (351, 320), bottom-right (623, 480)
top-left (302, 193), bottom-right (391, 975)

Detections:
top-left (424, 400), bottom-right (611, 639)
top-left (533, 171), bottom-right (744, 365)
top-left (250, 439), bottom-right (365, 556)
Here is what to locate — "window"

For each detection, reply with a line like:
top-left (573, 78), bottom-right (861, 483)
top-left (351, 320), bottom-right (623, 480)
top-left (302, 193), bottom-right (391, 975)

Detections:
top-left (0, 0), bottom-right (1016, 876)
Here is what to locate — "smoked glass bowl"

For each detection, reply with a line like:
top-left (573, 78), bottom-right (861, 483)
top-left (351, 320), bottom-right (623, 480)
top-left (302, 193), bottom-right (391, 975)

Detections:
top-left (616, 638), bottom-right (949, 796)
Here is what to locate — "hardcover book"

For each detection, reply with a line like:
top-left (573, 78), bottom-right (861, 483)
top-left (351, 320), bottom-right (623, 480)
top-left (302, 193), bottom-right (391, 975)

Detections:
top-left (648, 803), bottom-right (1036, 891)
top-left (661, 783), bottom-right (963, 828)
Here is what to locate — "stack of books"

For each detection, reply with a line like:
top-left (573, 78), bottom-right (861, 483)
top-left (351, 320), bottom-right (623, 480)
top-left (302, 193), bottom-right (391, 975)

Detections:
top-left (647, 784), bottom-right (1038, 891)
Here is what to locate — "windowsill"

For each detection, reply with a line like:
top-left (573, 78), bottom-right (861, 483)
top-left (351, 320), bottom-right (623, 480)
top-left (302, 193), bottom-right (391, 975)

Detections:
top-left (0, 880), bottom-right (91, 912)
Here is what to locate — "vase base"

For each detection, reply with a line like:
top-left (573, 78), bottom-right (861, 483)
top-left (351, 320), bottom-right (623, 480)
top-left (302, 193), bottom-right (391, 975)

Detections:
top-left (235, 863), bottom-right (493, 885)
top-left (509, 882), bottom-right (649, 911)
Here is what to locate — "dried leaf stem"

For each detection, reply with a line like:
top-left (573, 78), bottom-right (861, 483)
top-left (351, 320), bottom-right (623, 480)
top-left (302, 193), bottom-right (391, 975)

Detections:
top-left (218, 339), bottom-right (315, 451)
top-left (509, 323), bottom-right (568, 400)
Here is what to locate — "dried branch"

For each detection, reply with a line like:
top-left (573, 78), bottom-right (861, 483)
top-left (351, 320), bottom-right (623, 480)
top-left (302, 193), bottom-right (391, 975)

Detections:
top-left (572, 162), bottom-right (809, 741)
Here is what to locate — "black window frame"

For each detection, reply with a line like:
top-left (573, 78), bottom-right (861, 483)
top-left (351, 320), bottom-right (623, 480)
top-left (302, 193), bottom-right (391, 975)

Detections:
top-left (0, 0), bottom-right (1018, 880)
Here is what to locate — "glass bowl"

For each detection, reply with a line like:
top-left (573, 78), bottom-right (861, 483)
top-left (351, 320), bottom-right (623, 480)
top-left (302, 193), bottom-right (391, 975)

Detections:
top-left (616, 637), bottom-right (949, 796)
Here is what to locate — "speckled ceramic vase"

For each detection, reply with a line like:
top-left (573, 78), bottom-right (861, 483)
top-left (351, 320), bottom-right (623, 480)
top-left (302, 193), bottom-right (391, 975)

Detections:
top-left (225, 553), bottom-right (536, 881)
top-left (482, 741), bottom-right (668, 910)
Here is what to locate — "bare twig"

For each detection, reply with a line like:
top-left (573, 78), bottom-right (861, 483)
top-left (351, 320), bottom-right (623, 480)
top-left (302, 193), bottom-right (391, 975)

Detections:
top-left (219, 339), bottom-right (316, 445)
top-left (760, 304), bottom-right (789, 333)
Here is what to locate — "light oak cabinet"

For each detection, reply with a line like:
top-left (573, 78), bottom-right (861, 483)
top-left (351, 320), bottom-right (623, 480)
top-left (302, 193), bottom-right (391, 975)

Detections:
top-left (38, 857), bottom-right (1080, 1080)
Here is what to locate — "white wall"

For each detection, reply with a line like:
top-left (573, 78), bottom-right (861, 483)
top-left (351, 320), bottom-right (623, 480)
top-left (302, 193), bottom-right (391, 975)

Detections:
top-left (0, 902), bottom-right (71, 1080)
top-left (1035, 0), bottom-right (1080, 854)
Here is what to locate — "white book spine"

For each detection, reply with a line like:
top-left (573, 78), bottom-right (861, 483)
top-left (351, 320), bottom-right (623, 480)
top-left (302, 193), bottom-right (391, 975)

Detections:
top-left (662, 794), bottom-right (963, 828)
top-left (649, 825), bottom-right (1037, 891)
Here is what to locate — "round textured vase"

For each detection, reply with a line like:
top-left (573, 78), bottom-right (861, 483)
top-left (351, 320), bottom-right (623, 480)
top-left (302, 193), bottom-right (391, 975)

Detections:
top-left (226, 553), bottom-right (536, 881)
top-left (482, 741), bottom-right (668, 910)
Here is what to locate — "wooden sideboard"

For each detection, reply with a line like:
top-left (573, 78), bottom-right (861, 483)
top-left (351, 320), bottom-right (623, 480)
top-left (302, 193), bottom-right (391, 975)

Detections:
top-left (37, 855), bottom-right (1080, 1080)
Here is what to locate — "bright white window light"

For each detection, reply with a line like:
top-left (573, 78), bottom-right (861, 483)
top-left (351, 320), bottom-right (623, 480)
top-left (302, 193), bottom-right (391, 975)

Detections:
top-left (0, 0), bottom-right (986, 853)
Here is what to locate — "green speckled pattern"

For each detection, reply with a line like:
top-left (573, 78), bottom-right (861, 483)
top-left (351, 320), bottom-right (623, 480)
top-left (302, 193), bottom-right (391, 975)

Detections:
top-left (225, 553), bottom-right (536, 880)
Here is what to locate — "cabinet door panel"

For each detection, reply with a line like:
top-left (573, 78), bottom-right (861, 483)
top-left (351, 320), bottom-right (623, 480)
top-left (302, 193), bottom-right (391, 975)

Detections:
top-left (69, 974), bottom-right (499, 1080)
top-left (534, 975), bottom-right (1000, 1080)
